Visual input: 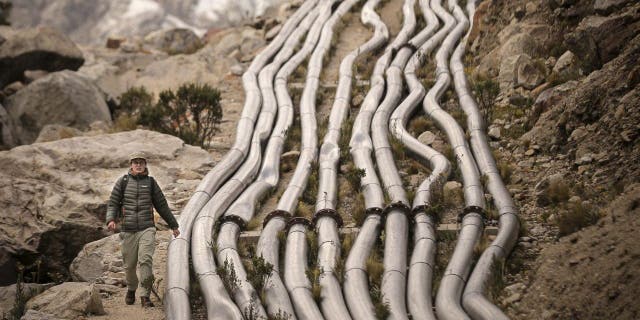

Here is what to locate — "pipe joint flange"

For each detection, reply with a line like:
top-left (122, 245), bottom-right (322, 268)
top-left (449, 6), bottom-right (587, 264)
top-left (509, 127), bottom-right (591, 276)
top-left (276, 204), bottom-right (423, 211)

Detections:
top-left (263, 209), bottom-right (292, 228)
top-left (365, 207), bottom-right (384, 218)
top-left (285, 216), bottom-right (313, 232)
top-left (312, 208), bottom-right (344, 228)
top-left (401, 42), bottom-right (418, 53)
top-left (457, 205), bottom-right (486, 223)
top-left (219, 215), bottom-right (248, 231)
top-left (383, 201), bottom-right (411, 218)
top-left (411, 205), bottom-right (440, 221)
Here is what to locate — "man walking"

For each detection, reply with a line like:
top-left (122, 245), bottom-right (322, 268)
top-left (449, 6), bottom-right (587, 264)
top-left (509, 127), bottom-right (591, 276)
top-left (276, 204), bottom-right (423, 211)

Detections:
top-left (106, 152), bottom-right (180, 307)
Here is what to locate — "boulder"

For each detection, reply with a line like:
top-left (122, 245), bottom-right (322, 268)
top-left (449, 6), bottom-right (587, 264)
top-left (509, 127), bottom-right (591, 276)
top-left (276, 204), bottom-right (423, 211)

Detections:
top-left (526, 80), bottom-right (578, 130)
top-left (0, 283), bottom-right (54, 316)
top-left (594, 0), bottom-right (634, 15)
top-left (4, 70), bottom-right (111, 145)
top-left (143, 28), bottom-right (203, 55)
top-left (418, 131), bottom-right (437, 145)
top-left (0, 26), bottom-right (84, 89)
top-left (35, 124), bottom-right (82, 143)
top-left (534, 173), bottom-right (566, 206)
top-left (477, 31), bottom-right (542, 77)
top-left (0, 130), bottom-right (215, 285)
top-left (131, 48), bottom-right (235, 97)
top-left (499, 54), bottom-right (545, 91)
top-left (70, 231), bottom-right (172, 295)
top-left (443, 181), bottom-right (463, 205)
top-left (553, 50), bottom-right (580, 75)
top-left (25, 282), bottom-right (105, 318)
top-left (565, 12), bottom-right (640, 72)
top-left (0, 103), bottom-right (17, 149)
top-left (20, 310), bottom-right (62, 320)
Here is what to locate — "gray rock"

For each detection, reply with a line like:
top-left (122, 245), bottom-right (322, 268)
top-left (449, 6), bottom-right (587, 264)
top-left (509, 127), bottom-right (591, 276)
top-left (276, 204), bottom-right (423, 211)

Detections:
top-left (418, 131), bottom-right (437, 145)
top-left (499, 54), bottom-right (544, 91)
top-left (0, 103), bottom-right (17, 149)
top-left (230, 63), bottom-right (245, 76)
top-left (0, 26), bottom-right (84, 88)
top-left (516, 56), bottom-right (545, 90)
top-left (488, 126), bottom-right (501, 140)
top-left (565, 13), bottom-right (638, 72)
top-left (569, 126), bottom-right (588, 141)
top-left (144, 28), bottom-right (203, 55)
top-left (0, 283), bottom-right (54, 316)
top-left (552, 50), bottom-right (579, 75)
top-left (575, 154), bottom-right (594, 165)
top-left (444, 181), bottom-right (463, 204)
top-left (0, 130), bottom-right (214, 285)
top-left (35, 124), bottom-right (83, 143)
top-left (265, 24), bottom-right (282, 41)
top-left (594, 0), bottom-right (633, 15)
top-left (4, 70), bottom-right (112, 145)
top-left (3, 81), bottom-right (24, 96)
top-left (70, 234), bottom-right (121, 283)
top-left (503, 292), bottom-right (522, 305)
top-left (25, 282), bottom-right (105, 318)
top-left (20, 310), bottom-right (62, 320)
top-left (534, 173), bottom-right (565, 206)
top-left (23, 70), bottom-right (49, 84)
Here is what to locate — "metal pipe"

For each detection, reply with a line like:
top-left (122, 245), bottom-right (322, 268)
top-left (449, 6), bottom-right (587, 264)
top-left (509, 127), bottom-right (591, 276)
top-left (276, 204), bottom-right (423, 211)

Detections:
top-left (214, 2), bottom-right (323, 318)
top-left (426, 1), bottom-right (485, 320)
top-left (164, 1), bottom-right (318, 318)
top-left (451, 2), bottom-right (519, 319)
top-left (278, 0), bottom-right (342, 318)
top-left (343, 0), bottom-right (420, 317)
top-left (371, 0), bottom-right (459, 317)
top-left (256, 0), bottom-right (337, 316)
top-left (313, 0), bottom-right (391, 318)
top-left (190, 2), bottom-right (324, 318)
top-left (386, 1), bottom-right (449, 319)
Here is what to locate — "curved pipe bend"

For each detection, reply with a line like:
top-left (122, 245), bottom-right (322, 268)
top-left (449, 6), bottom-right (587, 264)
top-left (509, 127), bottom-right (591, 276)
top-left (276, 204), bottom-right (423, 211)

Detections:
top-left (424, 1), bottom-right (486, 320)
top-left (450, 1), bottom-right (519, 319)
top-left (164, 1), bottom-right (319, 318)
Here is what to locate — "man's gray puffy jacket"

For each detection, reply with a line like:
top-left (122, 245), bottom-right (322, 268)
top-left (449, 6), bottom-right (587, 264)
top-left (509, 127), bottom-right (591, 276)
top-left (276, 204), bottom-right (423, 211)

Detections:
top-left (106, 169), bottom-right (179, 232)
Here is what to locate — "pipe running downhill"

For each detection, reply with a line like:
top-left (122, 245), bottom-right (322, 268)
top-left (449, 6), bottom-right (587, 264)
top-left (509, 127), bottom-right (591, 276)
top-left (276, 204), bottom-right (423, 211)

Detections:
top-left (452, 1), bottom-right (519, 319)
top-left (164, 1), bottom-right (317, 318)
top-left (427, 1), bottom-right (485, 320)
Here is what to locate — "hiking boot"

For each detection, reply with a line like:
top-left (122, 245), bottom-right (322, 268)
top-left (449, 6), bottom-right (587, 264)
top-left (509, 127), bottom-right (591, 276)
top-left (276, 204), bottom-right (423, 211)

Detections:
top-left (125, 290), bottom-right (135, 305)
top-left (141, 296), bottom-right (154, 308)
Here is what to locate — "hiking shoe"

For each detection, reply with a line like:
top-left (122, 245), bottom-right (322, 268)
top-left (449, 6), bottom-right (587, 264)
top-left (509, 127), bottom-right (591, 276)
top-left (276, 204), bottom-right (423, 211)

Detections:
top-left (125, 290), bottom-right (135, 305)
top-left (141, 296), bottom-right (154, 308)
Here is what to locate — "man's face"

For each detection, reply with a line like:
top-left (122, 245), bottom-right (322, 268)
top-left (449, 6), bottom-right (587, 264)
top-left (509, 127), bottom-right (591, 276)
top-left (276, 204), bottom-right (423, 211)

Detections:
top-left (130, 158), bottom-right (147, 175)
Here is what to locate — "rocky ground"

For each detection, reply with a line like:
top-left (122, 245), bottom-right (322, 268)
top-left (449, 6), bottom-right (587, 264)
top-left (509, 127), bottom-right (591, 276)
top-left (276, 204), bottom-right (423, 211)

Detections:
top-left (0, 0), bottom-right (639, 319)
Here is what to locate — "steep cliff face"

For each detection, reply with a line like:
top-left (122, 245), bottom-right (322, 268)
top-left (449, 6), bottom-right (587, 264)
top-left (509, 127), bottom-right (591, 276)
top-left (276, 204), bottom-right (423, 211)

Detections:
top-left (467, 1), bottom-right (640, 318)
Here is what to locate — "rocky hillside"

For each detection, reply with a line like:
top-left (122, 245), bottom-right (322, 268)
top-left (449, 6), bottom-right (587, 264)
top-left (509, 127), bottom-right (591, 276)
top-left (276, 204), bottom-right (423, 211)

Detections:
top-left (0, 0), bottom-right (638, 319)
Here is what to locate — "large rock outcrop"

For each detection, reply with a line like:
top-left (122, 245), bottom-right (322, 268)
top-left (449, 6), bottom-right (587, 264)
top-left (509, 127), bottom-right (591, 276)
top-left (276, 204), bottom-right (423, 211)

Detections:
top-left (0, 26), bottom-right (84, 89)
top-left (0, 129), bottom-right (215, 285)
top-left (3, 70), bottom-right (111, 145)
top-left (24, 282), bottom-right (105, 318)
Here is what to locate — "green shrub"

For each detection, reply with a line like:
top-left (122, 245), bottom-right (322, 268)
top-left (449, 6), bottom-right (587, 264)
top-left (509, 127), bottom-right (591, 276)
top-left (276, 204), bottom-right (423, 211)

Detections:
top-left (470, 74), bottom-right (499, 126)
top-left (138, 83), bottom-right (222, 147)
top-left (117, 86), bottom-right (153, 115)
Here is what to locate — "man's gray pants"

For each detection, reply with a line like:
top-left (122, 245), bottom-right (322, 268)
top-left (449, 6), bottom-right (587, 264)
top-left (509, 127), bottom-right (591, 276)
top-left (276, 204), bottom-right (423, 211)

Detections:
top-left (120, 227), bottom-right (156, 297)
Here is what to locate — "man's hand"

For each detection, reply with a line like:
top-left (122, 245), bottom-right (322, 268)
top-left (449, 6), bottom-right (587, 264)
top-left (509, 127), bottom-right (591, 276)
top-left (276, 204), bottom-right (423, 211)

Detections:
top-left (172, 228), bottom-right (180, 238)
top-left (107, 221), bottom-right (116, 232)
